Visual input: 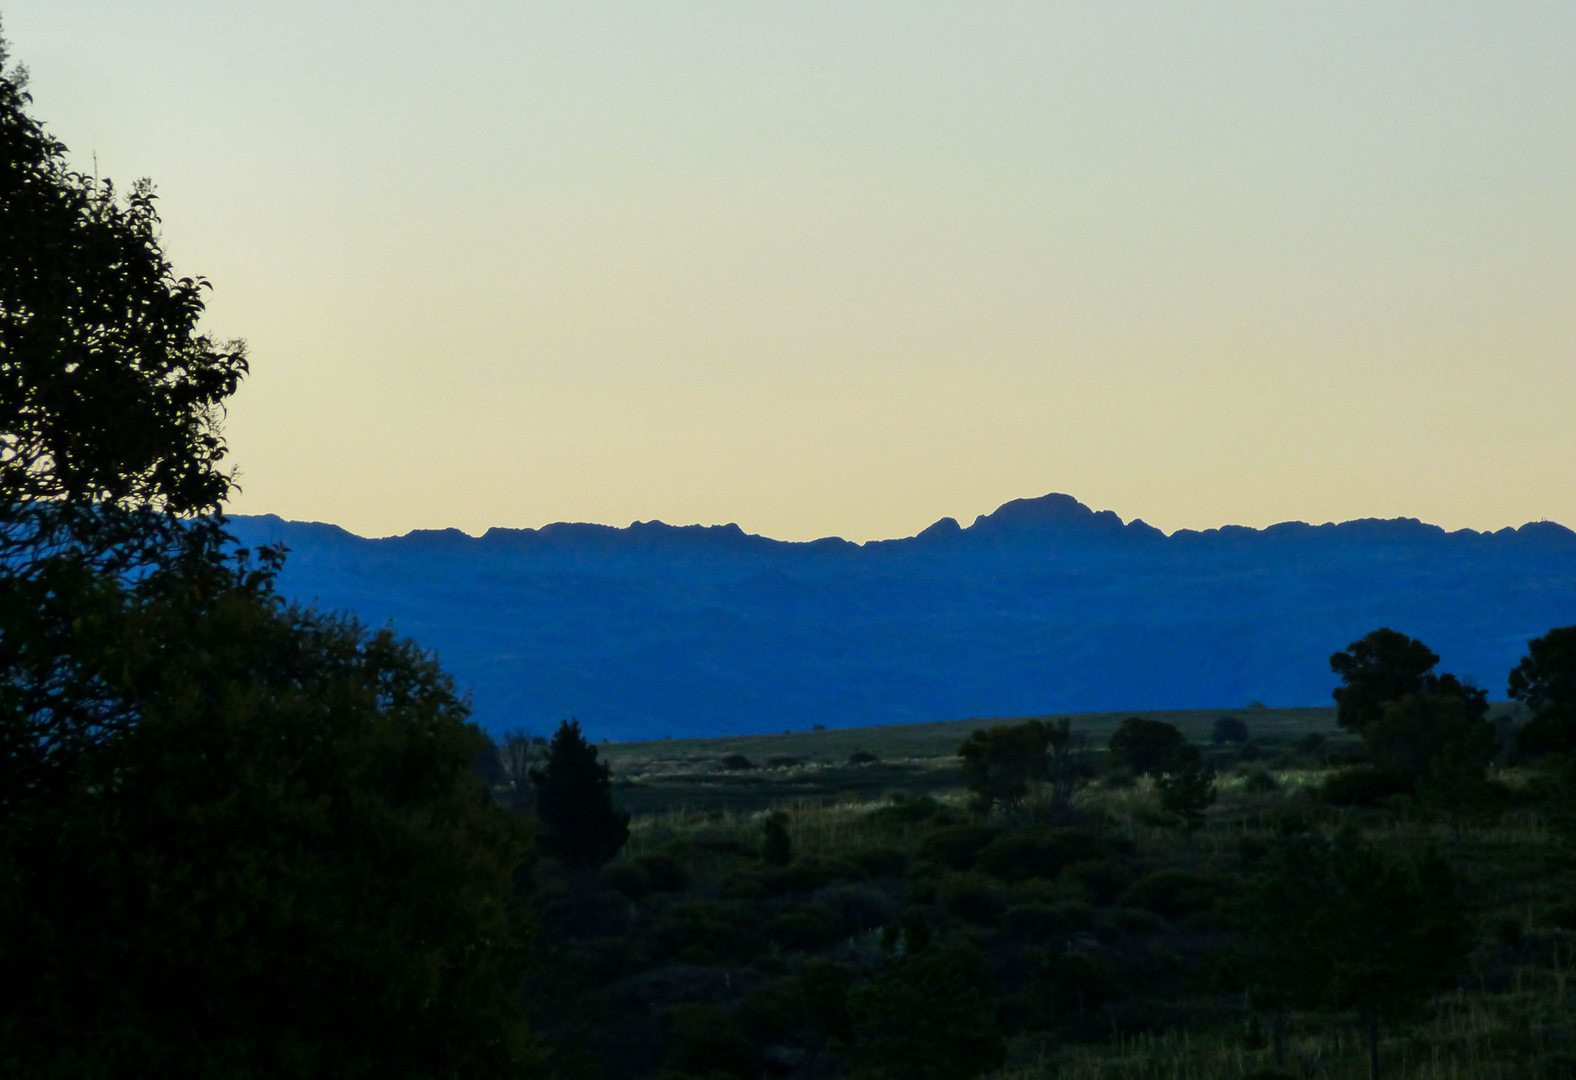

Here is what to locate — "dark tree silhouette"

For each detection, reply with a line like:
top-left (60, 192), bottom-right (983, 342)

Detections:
top-left (958, 720), bottom-right (1050, 813)
top-left (530, 718), bottom-right (630, 869)
top-left (1510, 625), bottom-right (1576, 756)
top-left (0, 35), bottom-right (537, 1077)
top-left (1045, 717), bottom-right (1095, 811)
top-left (1108, 717), bottom-right (1187, 777)
top-left (1329, 629), bottom-right (1443, 734)
top-left (1155, 745), bottom-right (1217, 839)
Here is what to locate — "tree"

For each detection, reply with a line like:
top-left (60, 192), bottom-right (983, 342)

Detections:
top-left (1248, 826), bottom-right (1470, 1080)
top-left (1045, 717), bottom-right (1095, 811)
top-left (958, 720), bottom-right (1050, 814)
top-left (1510, 625), bottom-right (1576, 757)
top-left (1108, 716), bottom-right (1186, 777)
top-left (1329, 629), bottom-right (1442, 734)
top-left (530, 718), bottom-right (630, 869)
top-left (1155, 745), bottom-right (1217, 840)
top-left (2, 561), bottom-right (538, 1077)
top-left (0, 37), bottom-right (537, 1077)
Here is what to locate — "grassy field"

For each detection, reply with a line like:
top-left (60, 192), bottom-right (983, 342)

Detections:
top-left (596, 705), bottom-right (1524, 818)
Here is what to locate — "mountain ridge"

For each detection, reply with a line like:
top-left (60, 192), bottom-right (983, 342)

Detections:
top-left (226, 494), bottom-right (1576, 740)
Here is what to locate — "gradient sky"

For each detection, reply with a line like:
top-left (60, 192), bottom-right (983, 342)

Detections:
top-left (8, 3), bottom-right (1574, 541)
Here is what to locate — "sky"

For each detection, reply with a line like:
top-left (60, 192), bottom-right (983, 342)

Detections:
top-left (7, 2), bottom-right (1574, 542)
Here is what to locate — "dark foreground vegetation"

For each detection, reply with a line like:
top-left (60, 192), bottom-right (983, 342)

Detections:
top-left (8, 26), bottom-right (1576, 1080)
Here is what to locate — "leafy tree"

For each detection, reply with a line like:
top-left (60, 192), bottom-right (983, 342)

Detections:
top-left (0, 37), bottom-right (537, 1077)
top-left (2, 558), bottom-right (538, 1077)
top-left (498, 728), bottom-right (546, 817)
top-left (1108, 716), bottom-right (1186, 777)
top-left (958, 720), bottom-right (1050, 813)
top-left (1330, 629), bottom-right (1447, 734)
top-left (1045, 717), bottom-right (1095, 811)
top-left (1155, 745), bottom-right (1217, 840)
top-left (1510, 625), bottom-right (1576, 756)
top-left (530, 718), bottom-right (630, 869)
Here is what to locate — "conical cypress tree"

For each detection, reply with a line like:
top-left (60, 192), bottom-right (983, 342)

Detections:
top-left (529, 719), bottom-right (630, 869)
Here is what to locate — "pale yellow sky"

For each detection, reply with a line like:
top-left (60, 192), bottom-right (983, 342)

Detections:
top-left (10, 3), bottom-right (1574, 541)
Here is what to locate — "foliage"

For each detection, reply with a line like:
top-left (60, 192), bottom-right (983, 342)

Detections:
top-left (1109, 717), bottom-right (1187, 777)
top-left (0, 37), bottom-right (536, 1077)
top-left (848, 944), bottom-right (1005, 1080)
top-left (1329, 628), bottom-right (1443, 734)
top-left (958, 720), bottom-right (1049, 812)
top-left (762, 809), bottom-right (793, 866)
top-left (1155, 745), bottom-right (1218, 838)
top-left (0, 565), bottom-right (537, 1078)
top-left (1212, 715), bottom-right (1250, 744)
top-left (530, 718), bottom-right (631, 869)
top-left (1510, 625), bottom-right (1576, 756)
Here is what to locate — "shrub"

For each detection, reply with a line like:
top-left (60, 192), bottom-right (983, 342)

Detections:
top-left (848, 750), bottom-right (879, 765)
top-left (850, 847), bottom-right (909, 878)
top-left (974, 827), bottom-right (1107, 882)
top-left (938, 873), bottom-right (1006, 926)
top-left (765, 755), bottom-right (803, 768)
top-left (1119, 869), bottom-right (1224, 921)
top-left (718, 753), bottom-right (755, 771)
top-left (761, 811), bottom-right (792, 866)
top-left (1244, 768), bottom-right (1279, 794)
top-left (872, 793), bottom-right (943, 824)
top-left (601, 860), bottom-right (652, 900)
top-left (817, 884), bottom-right (898, 935)
top-left (632, 853), bottom-right (692, 892)
top-left (1320, 765), bottom-right (1413, 806)
top-left (664, 1004), bottom-right (759, 1079)
top-left (915, 824), bottom-right (1005, 871)
top-left (1001, 901), bottom-right (1096, 943)
top-left (1061, 858), bottom-right (1135, 905)
top-left (650, 900), bottom-right (764, 963)
top-left (770, 902), bottom-right (846, 950)
top-left (1212, 716), bottom-right (1250, 744)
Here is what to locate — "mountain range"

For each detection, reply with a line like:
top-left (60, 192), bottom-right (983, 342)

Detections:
top-left (226, 494), bottom-right (1576, 741)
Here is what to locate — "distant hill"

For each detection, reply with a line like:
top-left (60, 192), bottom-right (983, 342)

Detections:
top-left (227, 494), bottom-right (1576, 741)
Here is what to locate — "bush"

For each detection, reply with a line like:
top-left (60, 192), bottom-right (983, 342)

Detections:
top-left (938, 873), bottom-right (1007, 926)
top-left (650, 900), bottom-right (764, 963)
top-left (915, 824), bottom-right (1005, 871)
top-left (633, 853), bottom-right (692, 892)
top-left (602, 860), bottom-right (653, 900)
top-left (817, 883), bottom-right (898, 935)
top-left (850, 847), bottom-right (909, 877)
top-left (1061, 858), bottom-right (1136, 905)
top-left (765, 755), bottom-right (803, 768)
top-left (664, 1004), bottom-right (759, 1079)
top-left (974, 827), bottom-right (1108, 882)
top-left (1243, 768), bottom-right (1279, 794)
top-left (1001, 900), bottom-right (1096, 943)
top-left (770, 902), bottom-right (846, 950)
top-left (1320, 765), bottom-right (1413, 806)
top-left (1212, 716), bottom-right (1250, 744)
top-left (872, 793), bottom-right (943, 824)
top-left (718, 753), bottom-right (755, 771)
top-left (848, 750), bottom-right (880, 765)
top-left (1118, 870), bottom-right (1224, 921)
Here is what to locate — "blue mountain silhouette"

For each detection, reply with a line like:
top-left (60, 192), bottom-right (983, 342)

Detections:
top-left (227, 494), bottom-right (1576, 740)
